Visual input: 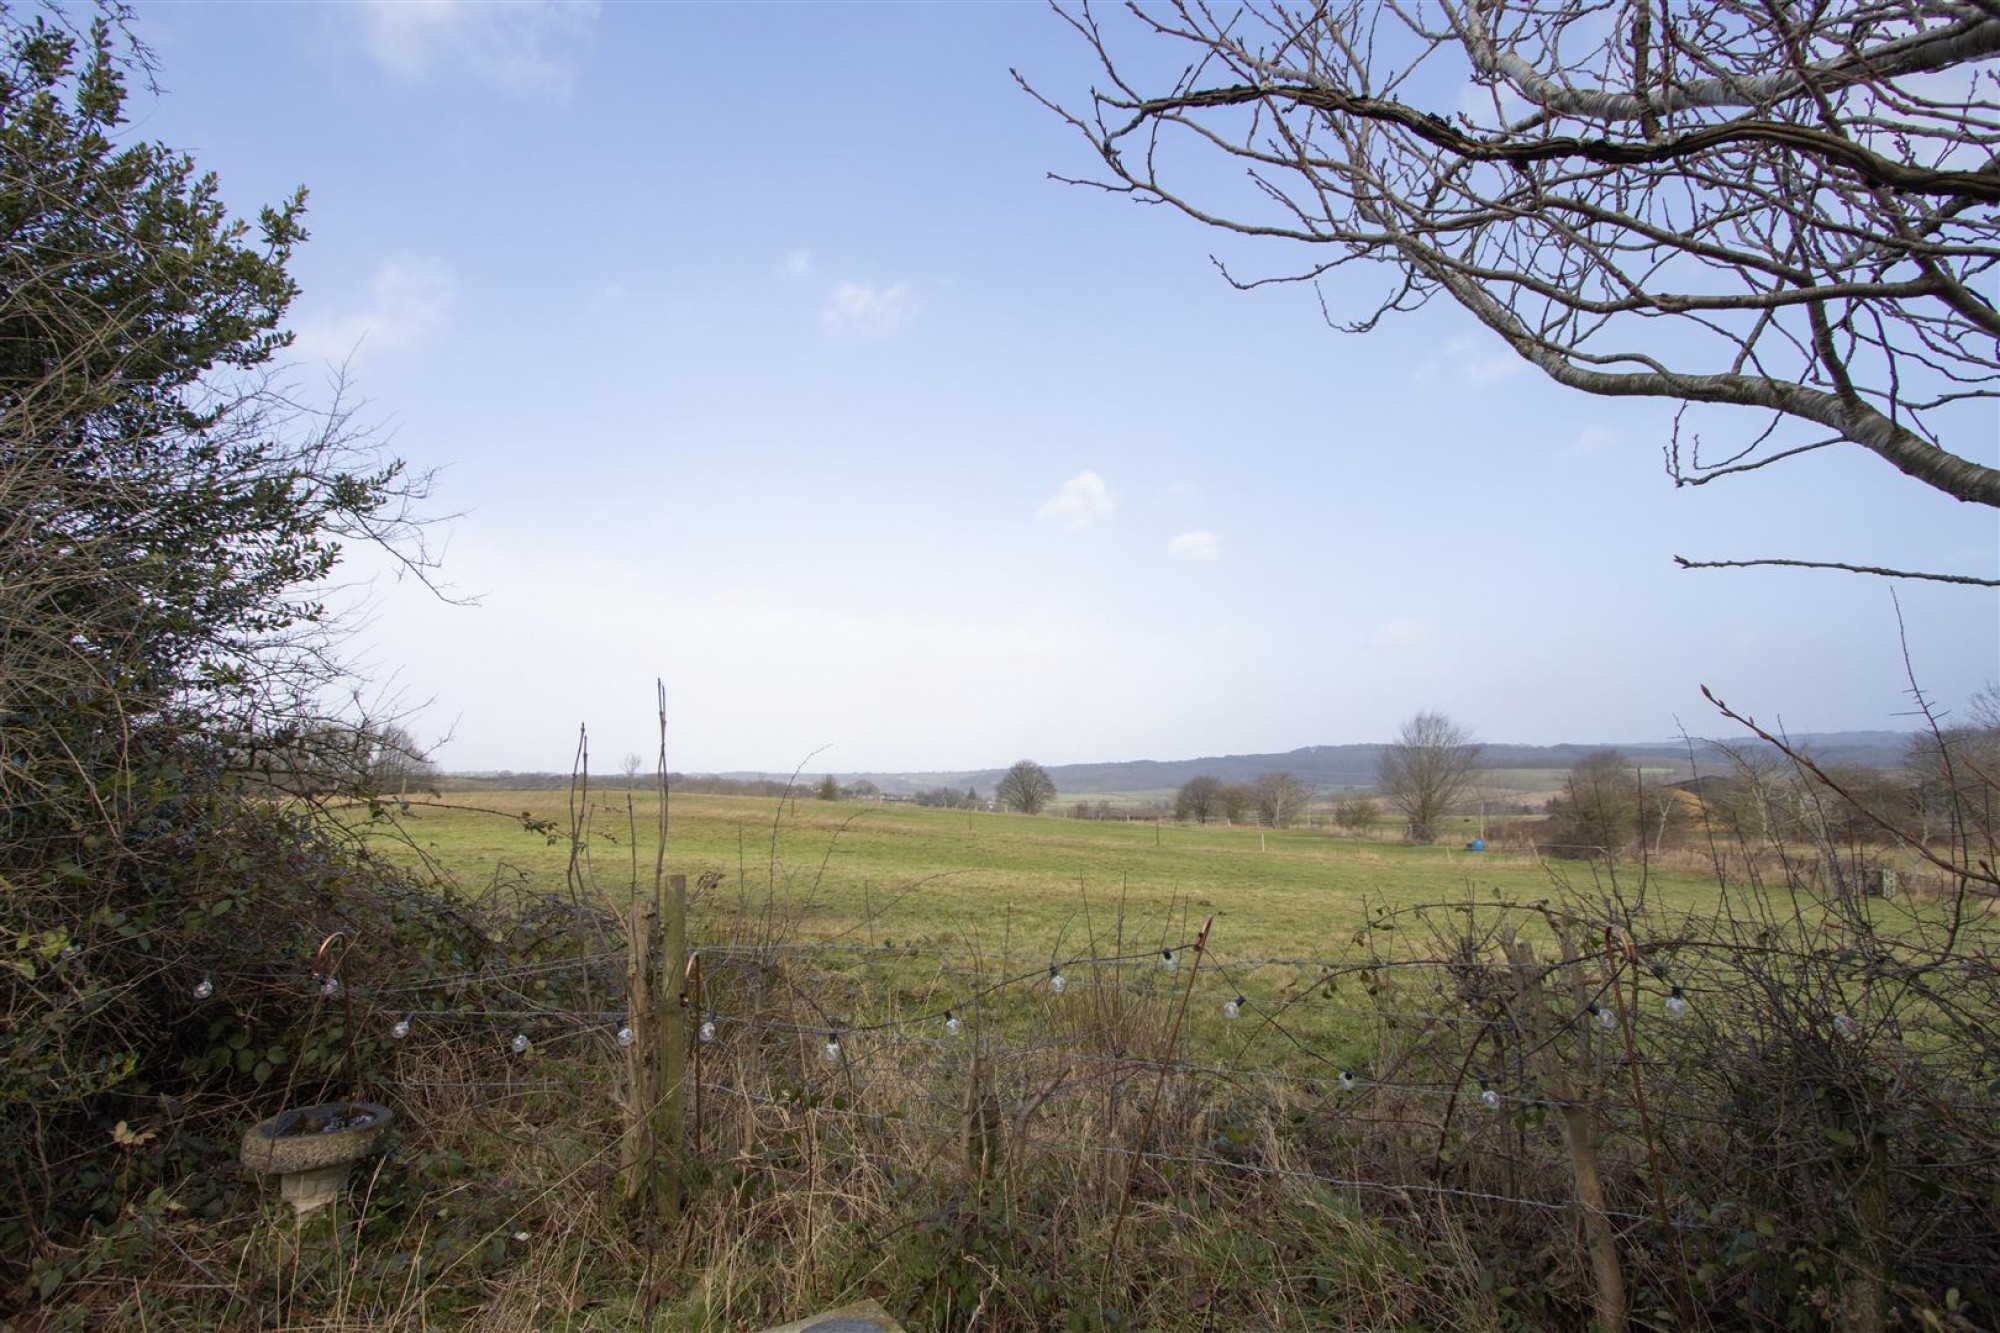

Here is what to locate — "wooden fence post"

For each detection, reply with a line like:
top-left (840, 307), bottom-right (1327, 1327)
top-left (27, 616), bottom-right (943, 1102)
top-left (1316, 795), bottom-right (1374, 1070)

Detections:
top-left (621, 895), bottom-right (661, 1208)
top-left (656, 872), bottom-right (688, 1223)
top-left (1503, 930), bottom-right (1628, 1333)
top-left (620, 873), bottom-right (689, 1223)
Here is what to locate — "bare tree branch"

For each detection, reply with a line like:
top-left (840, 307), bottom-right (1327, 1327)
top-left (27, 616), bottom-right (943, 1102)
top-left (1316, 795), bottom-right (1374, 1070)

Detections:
top-left (1672, 556), bottom-right (2000, 585)
top-left (1033, 0), bottom-right (2000, 555)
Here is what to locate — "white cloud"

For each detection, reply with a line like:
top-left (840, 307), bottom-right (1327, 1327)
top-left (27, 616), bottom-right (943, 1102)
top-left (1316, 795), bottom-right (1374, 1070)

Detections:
top-left (785, 250), bottom-right (813, 279)
top-left (1412, 333), bottom-right (1526, 390)
top-left (1370, 617), bottom-right (1435, 647)
top-left (822, 280), bottom-right (913, 337)
top-left (354, 0), bottom-right (599, 97)
top-left (1039, 471), bottom-right (1114, 530)
top-left (1167, 530), bottom-right (1222, 563)
top-left (1567, 424), bottom-right (1617, 457)
top-left (1445, 335), bottom-right (1526, 388)
top-left (291, 256), bottom-right (451, 364)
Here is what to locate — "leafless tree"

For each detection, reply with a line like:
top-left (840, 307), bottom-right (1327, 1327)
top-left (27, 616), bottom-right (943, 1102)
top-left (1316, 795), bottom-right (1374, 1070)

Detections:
top-left (1377, 711), bottom-right (1484, 842)
top-left (1252, 770), bottom-right (1314, 826)
top-left (1545, 748), bottom-right (1687, 857)
top-left (1174, 773), bottom-right (1226, 822)
top-left (1032, 0), bottom-right (2000, 583)
top-left (1332, 793), bottom-right (1381, 834)
top-left (365, 723), bottom-right (439, 796)
top-left (996, 759), bottom-right (1059, 814)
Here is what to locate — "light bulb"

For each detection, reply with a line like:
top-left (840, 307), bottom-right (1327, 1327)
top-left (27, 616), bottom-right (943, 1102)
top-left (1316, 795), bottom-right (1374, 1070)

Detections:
top-left (1833, 1014), bottom-right (1858, 1038)
top-left (1049, 969), bottom-right (1066, 995)
top-left (192, 976), bottom-right (214, 1001)
top-left (822, 1035), bottom-right (842, 1065)
top-left (1338, 1069), bottom-right (1357, 1092)
top-left (1664, 988), bottom-right (1688, 1020)
top-left (616, 1026), bottom-right (634, 1048)
top-left (510, 1033), bottom-right (530, 1055)
top-left (1222, 996), bottom-right (1242, 1020)
top-left (1479, 1084), bottom-right (1501, 1112)
top-left (59, 944), bottom-right (80, 962)
top-left (318, 975), bottom-right (342, 1000)
top-left (390, 1018), bottom-right (410, 1040)
top-left (698, 1019), bottom-right (716, 1044)
top-left (1160, 950), bottom-right (1177, 972)
top-left (944, 1012), bottom-right (962, 1036)
top-left (512, 1230), bottom-right (530, 1242)
top-left (1588, 1003), bottom-right (1616, 1032)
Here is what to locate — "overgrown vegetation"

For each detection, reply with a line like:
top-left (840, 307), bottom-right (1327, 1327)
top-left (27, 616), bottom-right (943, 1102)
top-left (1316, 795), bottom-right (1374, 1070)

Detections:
top-left (0, 0), bottom-right (448, 1310)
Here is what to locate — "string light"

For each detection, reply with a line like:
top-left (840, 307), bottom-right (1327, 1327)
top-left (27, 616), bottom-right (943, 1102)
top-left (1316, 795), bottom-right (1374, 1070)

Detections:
top-left (1222, 996), bottom-right (1243, 1020)
top-left (317, 975), bottom-right (342, 1000)
top-left (1479, 1081), bottom-right (1501, 1112)
top-left (1048, 967), bottom-right (1066, 995)
top-left (1833, 1014), bottom-right (1859, 1039)
top-left (1338, 1069), bottom-right (1358, 1092)
top-left (1664, 987), bottom-right (1689, 1019)
top-left (390, 1018), bottom-right (410, 1041)
top-left (1160, 949), bottom-right (1177, 972)
top-left (192, 976), bottom-right (214, 1001)
top-left (822, 1033), bottom-right (843, 1066)
top-left (698, 1018), bottom-right (717, 1044)
top-left (1585, 1003), bottom-right (1616, 1032)
top-left (616, 1025), bottom-right (634, 1048)
top-left (944, 1011), bottom-right (962, 1036)
top-left (509, 1033), bottom-right (531, 1055)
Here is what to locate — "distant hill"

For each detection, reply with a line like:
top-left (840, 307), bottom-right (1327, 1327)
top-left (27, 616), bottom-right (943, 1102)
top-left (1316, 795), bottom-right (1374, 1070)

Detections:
top-left (695, 731), bottom-right (1914, 799)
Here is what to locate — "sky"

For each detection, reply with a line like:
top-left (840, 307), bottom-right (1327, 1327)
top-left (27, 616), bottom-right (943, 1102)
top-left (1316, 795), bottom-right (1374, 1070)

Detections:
top-left (121, 1), bottom-right (1998, 774)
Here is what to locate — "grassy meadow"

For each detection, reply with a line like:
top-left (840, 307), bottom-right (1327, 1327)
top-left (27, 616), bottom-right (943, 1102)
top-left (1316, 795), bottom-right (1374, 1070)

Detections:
top-left (359, 787), bottom-right (1725, 963)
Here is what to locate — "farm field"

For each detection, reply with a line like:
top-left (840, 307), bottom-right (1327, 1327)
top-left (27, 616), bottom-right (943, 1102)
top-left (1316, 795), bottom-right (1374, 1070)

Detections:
top-left (357, 787), bottom-right (1726, 964)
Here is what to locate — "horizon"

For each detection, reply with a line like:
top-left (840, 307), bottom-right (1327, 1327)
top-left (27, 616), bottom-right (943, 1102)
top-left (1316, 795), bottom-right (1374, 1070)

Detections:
top-left (438, 725), bottom-right (1920, 781)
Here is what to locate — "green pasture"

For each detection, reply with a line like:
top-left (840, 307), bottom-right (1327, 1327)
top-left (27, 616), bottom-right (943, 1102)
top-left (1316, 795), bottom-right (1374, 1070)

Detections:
top-left (358, 789), bottom-right (1722, 965)
top-left (352, 788), bottom-right (1983, 1081)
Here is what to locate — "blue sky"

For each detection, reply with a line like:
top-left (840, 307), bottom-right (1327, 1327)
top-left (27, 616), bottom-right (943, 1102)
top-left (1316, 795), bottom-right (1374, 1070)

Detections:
top-left (126, 2), bottom-right (1996, 773)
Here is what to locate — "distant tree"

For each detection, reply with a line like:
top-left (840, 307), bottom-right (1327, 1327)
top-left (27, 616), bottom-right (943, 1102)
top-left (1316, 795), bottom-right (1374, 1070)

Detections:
top-left (816, 773), bottom-right (840, 802)
top-left (1252, 771), bottom-right (1312, 828)
top-left (1377, 712), bottom-right (1483, 844)
top-left (1174, 774), bottom-right (1225, 824)
top-left (1546, 749), bottom-right (1644, 858)
top-left (995, 760), bottom-right (1057, 814)
top-left (965, 787), bottom-right (979, 806)
top-left (1332, 795), bottom-right (1381, 835)
top-left (843, 779), bottom-right (881, 800)
top-left (1217, 783), bottom-right (1254, 825)
top-left (1702, 751), bottom-right (1794, 844)
top-left (1543, 756), bottom-right (1697, 858)
top-left (621, 753), bottom-right (645, 790)
top-left (374, 720), bottom-right (444, 792)
top-left (1905, 688), bottom-right (2000, 846)
top-left (1804, 763), bottom-right (1915, 849)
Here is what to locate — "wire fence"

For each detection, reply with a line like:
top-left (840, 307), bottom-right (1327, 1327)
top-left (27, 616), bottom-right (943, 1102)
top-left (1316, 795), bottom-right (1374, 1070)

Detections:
top-left (175, 863), bottom-right (2000, 1328)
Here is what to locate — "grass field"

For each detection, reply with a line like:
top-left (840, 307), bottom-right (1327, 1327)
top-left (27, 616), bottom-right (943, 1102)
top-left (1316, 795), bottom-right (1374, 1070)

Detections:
top-left (358, 787), bottom-right (1725, 964)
